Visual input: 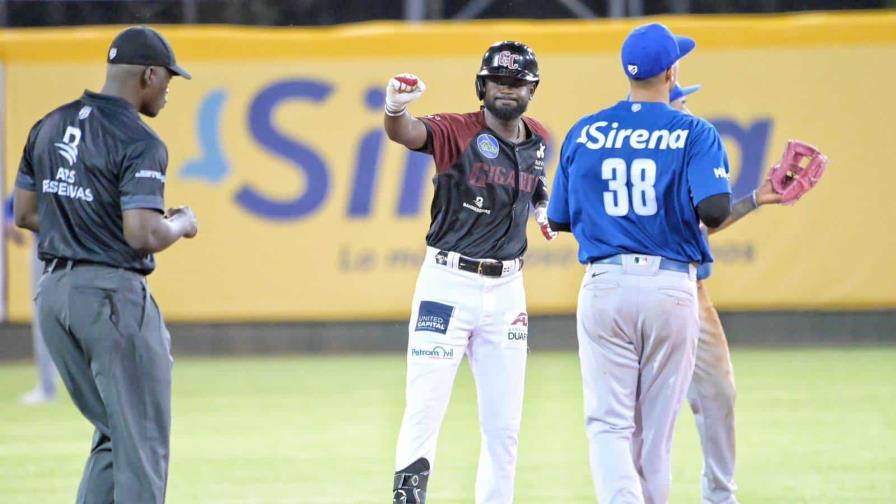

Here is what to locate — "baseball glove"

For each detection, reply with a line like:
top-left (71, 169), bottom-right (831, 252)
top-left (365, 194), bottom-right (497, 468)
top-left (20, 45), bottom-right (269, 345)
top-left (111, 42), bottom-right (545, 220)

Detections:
top-left (768, 140), bottom-right (829, 205)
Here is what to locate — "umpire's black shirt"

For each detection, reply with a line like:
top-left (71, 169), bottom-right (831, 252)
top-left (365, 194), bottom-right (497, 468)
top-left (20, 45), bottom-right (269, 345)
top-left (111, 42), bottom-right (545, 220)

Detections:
top-left (417, 110), bottom-right (550, 261)
top-left (15, 91), bottom-right (168, 275)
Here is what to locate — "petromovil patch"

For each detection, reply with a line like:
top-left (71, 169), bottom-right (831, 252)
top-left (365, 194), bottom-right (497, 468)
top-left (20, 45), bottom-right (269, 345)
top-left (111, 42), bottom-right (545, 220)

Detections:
top-left (415, 301), bottom-right (454, 335)
top-left (411, 345), bottom-right (455, 360)
top-left (476, 134), bottom-right (500, 159)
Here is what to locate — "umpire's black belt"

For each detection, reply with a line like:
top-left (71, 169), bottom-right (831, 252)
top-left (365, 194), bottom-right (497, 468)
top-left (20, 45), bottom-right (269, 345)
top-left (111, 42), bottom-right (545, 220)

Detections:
top-left (434, 249), bottom-right (523, 278)
top-left (43, 258), bottom-right (140, 275)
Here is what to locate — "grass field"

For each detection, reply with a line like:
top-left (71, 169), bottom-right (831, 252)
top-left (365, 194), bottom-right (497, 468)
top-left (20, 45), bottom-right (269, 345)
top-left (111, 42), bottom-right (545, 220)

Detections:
top-left (1, 347), bottom-right (894, 503)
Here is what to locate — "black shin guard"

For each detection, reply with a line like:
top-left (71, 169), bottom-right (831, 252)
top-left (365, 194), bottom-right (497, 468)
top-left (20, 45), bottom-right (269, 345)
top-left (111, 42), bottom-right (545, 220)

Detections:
top-left (392, 458), bottom-right (431, 504)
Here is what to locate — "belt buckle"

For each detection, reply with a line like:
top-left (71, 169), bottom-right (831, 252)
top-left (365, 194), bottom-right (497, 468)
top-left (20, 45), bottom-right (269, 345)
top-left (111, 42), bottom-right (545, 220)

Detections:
top-left (478, 259), bottom-right (500, 277)
top-left (632, 255), bottom-right (651, 267)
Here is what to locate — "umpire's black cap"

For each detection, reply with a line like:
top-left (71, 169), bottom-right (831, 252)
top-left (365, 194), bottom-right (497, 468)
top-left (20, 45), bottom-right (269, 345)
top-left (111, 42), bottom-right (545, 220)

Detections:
top-left (107, 26), bottom-right (192, 80)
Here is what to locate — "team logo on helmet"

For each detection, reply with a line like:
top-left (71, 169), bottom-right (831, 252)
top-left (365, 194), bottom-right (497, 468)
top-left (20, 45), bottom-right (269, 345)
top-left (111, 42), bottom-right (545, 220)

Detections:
top-left (627, 64), bottom-right (638, 76)
top-left (497, 50), bottom-right (521, 70)
top-left (477, 134), bottom-right (500, 159)
top-left (109, 47), bottom-right (117, 60)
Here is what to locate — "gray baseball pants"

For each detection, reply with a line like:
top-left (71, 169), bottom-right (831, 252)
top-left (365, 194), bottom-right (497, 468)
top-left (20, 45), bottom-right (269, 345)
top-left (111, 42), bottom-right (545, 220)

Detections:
top-left (687, 280), bottom-right (738, 504)
top-left (36, 262), bottom-right (172, 504)
top-left (577, 255), bottom-right (699, 504)
top-left (30, 242), bottom-right (58, 396)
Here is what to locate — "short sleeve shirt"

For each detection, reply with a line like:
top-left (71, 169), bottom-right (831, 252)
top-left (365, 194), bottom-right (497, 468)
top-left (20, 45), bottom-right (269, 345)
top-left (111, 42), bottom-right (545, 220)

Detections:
top-left (15, 91), bottom-right (168, 274)
top-left (416, 110), bottom-right (550, 261)
top-left (548, 101), bottom-right (730, 264)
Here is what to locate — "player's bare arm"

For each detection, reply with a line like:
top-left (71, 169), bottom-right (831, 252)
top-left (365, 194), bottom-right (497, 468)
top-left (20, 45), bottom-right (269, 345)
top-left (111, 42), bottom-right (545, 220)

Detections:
top-left (706, 180), bottom-right (777, 235)
top-left (383, 74), bottom-right (428, 150)
top-left (531, 177), bottom-right (557, 241)
top-left (123, 206), bottom-right (198, 254)
top-left (12, 188), bottom-right (39, 232)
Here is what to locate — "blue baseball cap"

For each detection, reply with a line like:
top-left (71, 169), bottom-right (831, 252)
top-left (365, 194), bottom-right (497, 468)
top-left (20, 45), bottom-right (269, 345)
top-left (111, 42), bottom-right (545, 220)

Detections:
top-left (670, 83), bottom-right (701, 103)
top-left (621, 23), bottom-right (696, 80)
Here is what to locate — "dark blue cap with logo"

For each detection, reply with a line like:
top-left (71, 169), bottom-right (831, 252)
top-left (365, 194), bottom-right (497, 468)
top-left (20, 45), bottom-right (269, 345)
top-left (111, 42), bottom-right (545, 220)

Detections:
top-left (107, 26), bottom-right (191, 80)
top-left (670, 83), bottom-right (701, 102)
top-left (621, 23), bottom-right (696, 80)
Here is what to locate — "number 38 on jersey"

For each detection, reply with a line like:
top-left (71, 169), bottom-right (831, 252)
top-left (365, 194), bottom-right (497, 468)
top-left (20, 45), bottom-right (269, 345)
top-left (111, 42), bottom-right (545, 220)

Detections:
top-left (601, 158), bottom-right (657, 217)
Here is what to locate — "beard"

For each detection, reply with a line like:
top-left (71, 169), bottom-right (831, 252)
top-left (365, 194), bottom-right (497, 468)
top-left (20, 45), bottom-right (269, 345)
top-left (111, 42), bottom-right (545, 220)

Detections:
top-left (483, 95), bottom-right (529, 121)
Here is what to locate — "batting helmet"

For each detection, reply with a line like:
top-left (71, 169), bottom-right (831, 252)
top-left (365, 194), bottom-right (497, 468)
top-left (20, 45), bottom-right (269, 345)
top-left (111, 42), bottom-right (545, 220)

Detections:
top-left (475, 41), bottom-right (540, 100)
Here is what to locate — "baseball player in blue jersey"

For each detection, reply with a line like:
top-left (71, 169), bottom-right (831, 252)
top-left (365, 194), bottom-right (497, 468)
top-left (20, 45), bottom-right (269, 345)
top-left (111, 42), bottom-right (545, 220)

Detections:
top-left (548, 23), bottom-right (732, 503)
top-left (5, 194), bottom-right (58, 405)
top-left (669, 83), bottom-right (797, 504)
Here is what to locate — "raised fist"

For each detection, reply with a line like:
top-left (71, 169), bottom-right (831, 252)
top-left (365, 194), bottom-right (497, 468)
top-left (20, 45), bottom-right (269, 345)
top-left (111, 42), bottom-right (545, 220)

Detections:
top-left (386, 73), bottom-right (426, 115)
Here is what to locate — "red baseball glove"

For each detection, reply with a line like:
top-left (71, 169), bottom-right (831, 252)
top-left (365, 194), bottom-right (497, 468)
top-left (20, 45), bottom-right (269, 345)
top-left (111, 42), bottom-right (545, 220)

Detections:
top-left (768, 140), bottom-right (829, 205)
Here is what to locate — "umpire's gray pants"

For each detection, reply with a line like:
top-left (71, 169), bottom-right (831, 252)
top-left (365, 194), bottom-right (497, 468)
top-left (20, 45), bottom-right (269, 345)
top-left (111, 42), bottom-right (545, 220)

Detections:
top-left (36, 263), bottom-right (172, 504)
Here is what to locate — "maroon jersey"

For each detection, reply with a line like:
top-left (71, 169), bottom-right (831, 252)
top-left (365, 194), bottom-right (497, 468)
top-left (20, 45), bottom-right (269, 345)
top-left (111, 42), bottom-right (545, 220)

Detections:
top-left (417, 110), bottom-right (550, 261)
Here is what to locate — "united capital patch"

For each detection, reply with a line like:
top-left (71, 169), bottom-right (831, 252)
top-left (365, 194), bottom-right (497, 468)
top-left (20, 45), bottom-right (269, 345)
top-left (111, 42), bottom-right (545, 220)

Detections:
top-left (415, 301), bottom-right (454, 335)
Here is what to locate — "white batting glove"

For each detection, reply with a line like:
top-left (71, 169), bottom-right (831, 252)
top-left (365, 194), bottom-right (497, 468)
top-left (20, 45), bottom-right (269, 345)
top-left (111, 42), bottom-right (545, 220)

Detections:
top-left (534, 204), bottom-right (557, 241)
top-left (385, 73), bottom-right (426, 116)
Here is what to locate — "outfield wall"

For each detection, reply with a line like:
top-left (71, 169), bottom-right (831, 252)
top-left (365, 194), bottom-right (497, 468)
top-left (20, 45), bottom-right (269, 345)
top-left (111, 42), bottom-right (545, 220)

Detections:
top-left (1, 311), bottom-right (895, 361)
top-left (3, 12), bottom-right (895, 322)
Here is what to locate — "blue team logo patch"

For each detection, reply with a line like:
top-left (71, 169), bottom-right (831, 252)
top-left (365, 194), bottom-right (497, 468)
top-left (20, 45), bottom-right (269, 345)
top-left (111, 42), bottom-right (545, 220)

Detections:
top-left (476, 134), bottom-right (500, 159)
top-left (415, 301), bottom-right (454, 334)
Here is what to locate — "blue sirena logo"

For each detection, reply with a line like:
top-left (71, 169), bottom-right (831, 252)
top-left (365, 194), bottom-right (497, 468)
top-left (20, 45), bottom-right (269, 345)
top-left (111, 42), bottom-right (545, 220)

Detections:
top-left (177, 78), bottom-right (768, 221)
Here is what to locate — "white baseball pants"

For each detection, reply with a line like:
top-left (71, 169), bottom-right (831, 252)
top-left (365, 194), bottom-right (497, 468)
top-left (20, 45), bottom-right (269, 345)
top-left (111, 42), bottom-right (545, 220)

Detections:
top-left (577, 255), bottom-right (699, 504)
top-left (395, 247), bottom-right (529, 504)
top-left (687, 281), bottom-right (738, 504)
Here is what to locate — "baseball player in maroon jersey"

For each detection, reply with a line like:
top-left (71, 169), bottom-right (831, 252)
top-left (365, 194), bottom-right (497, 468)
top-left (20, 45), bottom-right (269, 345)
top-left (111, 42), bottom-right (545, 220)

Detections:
top-left (384, 41), bottom-right (555, 504)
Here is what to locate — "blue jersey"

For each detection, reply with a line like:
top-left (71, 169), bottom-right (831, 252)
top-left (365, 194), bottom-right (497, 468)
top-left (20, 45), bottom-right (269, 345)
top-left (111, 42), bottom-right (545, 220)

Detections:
top-left (697, 261), bottom-right (712, 280)
top-left (697, 226), bottom-right (712, 280)
top-left (4, 194), bottom-right (12, 223)
top-left (548, 101), bottom-right (731, 264)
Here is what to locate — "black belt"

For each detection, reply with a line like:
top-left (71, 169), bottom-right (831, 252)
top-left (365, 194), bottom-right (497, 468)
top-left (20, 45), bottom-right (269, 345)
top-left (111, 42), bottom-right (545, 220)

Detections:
top-left (43, 258), bottom-right (96, 274)
top-left (435, 250), bottom-right (522, 278)
top-left (43, 258), bottom-right (142, 275)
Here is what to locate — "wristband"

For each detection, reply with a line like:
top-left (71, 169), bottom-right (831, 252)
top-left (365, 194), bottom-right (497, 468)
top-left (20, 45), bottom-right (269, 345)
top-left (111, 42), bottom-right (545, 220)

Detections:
top-left (385, 105), bottom-right (407, 117)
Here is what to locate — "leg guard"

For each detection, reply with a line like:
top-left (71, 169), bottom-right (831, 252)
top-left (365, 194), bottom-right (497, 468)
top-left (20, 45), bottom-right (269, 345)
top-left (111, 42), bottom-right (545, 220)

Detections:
top-left (393, 458), bottom-right (430, 504)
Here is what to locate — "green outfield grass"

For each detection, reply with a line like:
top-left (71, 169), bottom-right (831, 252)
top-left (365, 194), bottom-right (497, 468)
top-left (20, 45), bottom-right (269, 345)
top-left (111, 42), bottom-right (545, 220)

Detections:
top-left (1, 347), bottom-right (894, 503)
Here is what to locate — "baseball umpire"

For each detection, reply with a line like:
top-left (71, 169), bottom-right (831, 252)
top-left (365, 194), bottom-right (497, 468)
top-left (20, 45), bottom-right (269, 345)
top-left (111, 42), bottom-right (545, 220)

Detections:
top-left (383, 41), bottom-right (555, 504)
top-left (12, 26), bottom-right (195, 503)
top-left (548, 23), bottom-right (731, 503)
